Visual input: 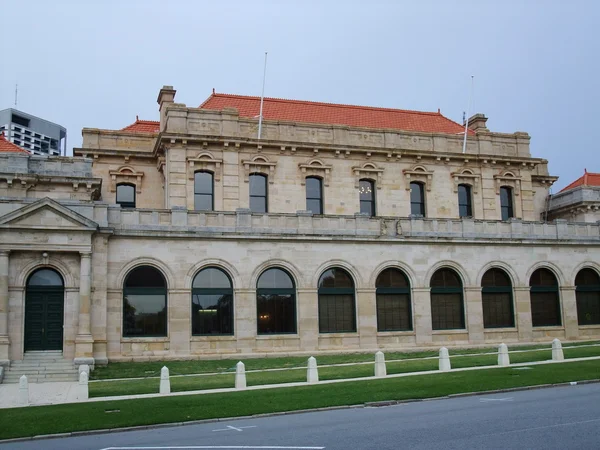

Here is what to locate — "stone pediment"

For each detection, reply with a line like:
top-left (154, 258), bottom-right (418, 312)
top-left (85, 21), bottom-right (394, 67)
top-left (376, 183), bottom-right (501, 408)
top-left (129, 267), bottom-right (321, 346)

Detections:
top-left (0, 197), bottom-right (99, 231)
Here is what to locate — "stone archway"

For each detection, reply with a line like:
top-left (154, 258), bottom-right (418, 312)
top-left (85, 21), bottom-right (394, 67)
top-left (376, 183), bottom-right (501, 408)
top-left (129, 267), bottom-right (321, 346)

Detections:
top-left (24, 268), bottom-right (65, 351)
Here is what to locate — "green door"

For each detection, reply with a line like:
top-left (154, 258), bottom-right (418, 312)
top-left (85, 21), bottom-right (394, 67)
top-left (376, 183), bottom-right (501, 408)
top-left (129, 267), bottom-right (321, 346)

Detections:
top-left (24, 269), bottom-right (65, 352)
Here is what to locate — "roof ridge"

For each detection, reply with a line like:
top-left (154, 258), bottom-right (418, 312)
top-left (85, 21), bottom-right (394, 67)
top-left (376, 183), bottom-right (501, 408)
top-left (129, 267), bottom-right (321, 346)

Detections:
top-left (209, 92), bottom-right (444, 117)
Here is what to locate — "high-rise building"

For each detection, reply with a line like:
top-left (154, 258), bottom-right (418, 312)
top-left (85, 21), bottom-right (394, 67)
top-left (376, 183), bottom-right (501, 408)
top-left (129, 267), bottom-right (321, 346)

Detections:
top-left (0, 108), bottom-right (66, 156)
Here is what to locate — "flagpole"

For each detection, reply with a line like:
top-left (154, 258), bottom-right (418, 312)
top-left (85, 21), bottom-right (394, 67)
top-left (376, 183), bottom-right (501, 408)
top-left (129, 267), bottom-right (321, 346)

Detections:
top-left (258, 52), bottom-right (268, 140)
top-left (462, 76), bottom-right (474, 154)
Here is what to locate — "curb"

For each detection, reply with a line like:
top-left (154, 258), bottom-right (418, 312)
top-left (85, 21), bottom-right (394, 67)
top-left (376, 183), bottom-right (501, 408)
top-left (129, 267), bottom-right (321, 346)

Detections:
top-left (1, 378), bottom-right (599, 444)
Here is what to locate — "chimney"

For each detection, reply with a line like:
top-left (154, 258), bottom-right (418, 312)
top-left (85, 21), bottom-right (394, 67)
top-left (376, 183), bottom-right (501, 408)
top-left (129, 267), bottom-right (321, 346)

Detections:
top-left (157, 85), bottom-right (177, 131)
top-left (467, 113), bottom-right (489, 132)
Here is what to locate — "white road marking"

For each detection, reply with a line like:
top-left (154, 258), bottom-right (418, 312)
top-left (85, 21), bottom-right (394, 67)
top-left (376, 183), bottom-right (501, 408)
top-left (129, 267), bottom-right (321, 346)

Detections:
top-left (479, 397), bottom-right (513, 402)
top-left (101, 447), bottom-right (325, 449)
top-left (212, 425), bottom-right (258, 432)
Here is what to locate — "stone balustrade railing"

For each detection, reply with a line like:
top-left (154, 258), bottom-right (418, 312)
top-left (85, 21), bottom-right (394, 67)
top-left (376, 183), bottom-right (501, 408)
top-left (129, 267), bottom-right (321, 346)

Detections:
top-left (105, 206), bottom-right (600, 242)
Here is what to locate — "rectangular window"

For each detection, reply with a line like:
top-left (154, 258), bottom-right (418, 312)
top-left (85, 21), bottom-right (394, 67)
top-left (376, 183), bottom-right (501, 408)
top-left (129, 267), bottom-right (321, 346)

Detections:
top-left (458, 184), bottom-right (473, 218)
top-left (116, 184), bottom-right (136, 208)
top-left (431, 293), bottom-right (465, 330)
top-left (410, 182), bottom-right (425, 217)
top-left (530, 291), bottom-right (561, 327)
top-left (123, 293), bottom-right (167, 336)
top-left (305, 177), bottom-right (323, 214)
top-left (500, 187), bottom-right (514, 221)
top-left (482, 292), bottom-right (514, 328)
top-left (376, 293), bottom-right (412, 331)
top-left (192, 293), bottom-right (233, 335)
top-left (194, 171), bottom-right (214, 211)
top-left (318, 294), bottom-right (356, 332)
top-left (249, 174), bottom-right (268, 213)
top-left (576, 291), bottom-right (600, 325)
top-left (257, 293), bottom-right (296, 334)
top-left (11, 114), bottom-right (30, 128)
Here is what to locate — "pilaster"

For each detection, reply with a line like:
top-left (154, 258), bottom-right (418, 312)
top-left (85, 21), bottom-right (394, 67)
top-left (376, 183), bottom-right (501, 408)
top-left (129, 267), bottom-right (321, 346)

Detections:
top-left (0, 251), bottom-right (10, 366)
top-left (560, 286), bottom-right (579, 340)
top-left (356, 288), bottom-right (377, 349)
top-left (235, 289), bottom-right (257, 353)
top-left (75, 252), bottom-right (94, 366)
top-left (464, 286), bottom-right (484, 344)
top-left (413, 287), bottom-right (433, 345)
top-left (514, 286), bottom-right (533, 341)
top-left (297, 289), bottom-right (318, 351)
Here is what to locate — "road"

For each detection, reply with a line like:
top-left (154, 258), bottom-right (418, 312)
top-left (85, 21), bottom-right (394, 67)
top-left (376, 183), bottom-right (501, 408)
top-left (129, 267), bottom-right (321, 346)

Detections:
top-left (2, 383), bottom-right (600, 450)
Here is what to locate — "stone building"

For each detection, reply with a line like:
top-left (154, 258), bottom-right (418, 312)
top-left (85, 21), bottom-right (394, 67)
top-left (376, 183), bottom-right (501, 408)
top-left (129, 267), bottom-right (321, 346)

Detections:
top-left (0, 87), bottom-right (599, 373)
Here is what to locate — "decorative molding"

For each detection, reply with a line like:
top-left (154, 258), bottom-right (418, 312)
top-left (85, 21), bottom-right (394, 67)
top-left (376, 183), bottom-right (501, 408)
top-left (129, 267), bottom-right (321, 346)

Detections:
top-left (451, 169), bottom-right (481, 193)
top-left (187, 152), bottom-right (223, 181)
top-left (403, 165), bottom-right (433, 191)
top-left (109, 166), bottom-right (144, 193)
top-left (299, 159), bottom-right (332, 186)
top-left (241, 155), bottom-right (277, 184)
top-left (494, 171), bottom-right (522, 196)
top-left (351, 162), bottom-right (384, 189)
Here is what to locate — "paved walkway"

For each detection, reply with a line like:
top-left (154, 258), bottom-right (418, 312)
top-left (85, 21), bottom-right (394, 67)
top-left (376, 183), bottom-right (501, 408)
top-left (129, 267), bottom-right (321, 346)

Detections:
top-left (0, 381), bottom-right (81, 409)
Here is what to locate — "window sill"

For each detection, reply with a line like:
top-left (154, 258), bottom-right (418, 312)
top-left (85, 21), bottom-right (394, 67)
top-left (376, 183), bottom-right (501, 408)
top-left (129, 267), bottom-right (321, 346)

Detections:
top-left (121, 337), bottom-right (169, 343)
top-left (376, 331), bottom-right (415, 337)
top-left (431, 329), bottom-right (468, 335)
top-left (256, 335), bottom-right (299, 340)
top-left (191, 335), bottom-right (236, 341)
top-left (484, 328), bottom-right (518, 333)
top-left (532, 326), bottom-right (565, 331)
top-left (319, 332), bottom-right (359, 337)
top-left (577, 324), bottom-right (600, 329)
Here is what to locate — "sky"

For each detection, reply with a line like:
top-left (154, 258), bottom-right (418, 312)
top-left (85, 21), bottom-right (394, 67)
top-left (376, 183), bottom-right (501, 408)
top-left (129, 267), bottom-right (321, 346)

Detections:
top-left (1, 0), bottom-right (598, 191)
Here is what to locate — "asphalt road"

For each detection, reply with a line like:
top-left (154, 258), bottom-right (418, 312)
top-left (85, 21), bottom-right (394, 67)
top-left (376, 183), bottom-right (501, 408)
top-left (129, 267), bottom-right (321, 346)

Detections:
top-left (2, 383), bottom-right (600, 450)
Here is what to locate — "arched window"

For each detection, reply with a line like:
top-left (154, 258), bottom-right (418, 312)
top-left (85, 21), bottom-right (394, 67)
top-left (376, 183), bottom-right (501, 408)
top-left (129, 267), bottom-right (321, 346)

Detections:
top-left (376, 268), bottom-right (412, 331)
top-left (192, 267), bottom-right (233, 335)
top-left (481, 268), bottom-right (514, 328)
top-left (194, 171), bottom-right (214, 211)
top-left (410, 182), bottom-right (425, 217)
top-left (27, 268), bottom-right (64, 287)
top-left (359, 179), bottom-right (375, 216)
top-left (257, 268), bottom-right (296, 334)
top-left (123, 266), bottom-right (167, 337)
top-left (500, 186), bottom-right (514, 221)
top-left (430, 268), bottom-right (465, 330)
top-left (306, 176), bottom-right (323, 215)
top-left (458, 184), bottom-right (473, 218)
top-left (318, 268), bottom-right (356, 333)
top-left (575, 268), bottom-right (600, 325)
top-left (529, 268), bottom-right (561, 327)
top-left (116, 183), bottom-right (136, 208)
top-left (249, 173), bottom-right (268, 213)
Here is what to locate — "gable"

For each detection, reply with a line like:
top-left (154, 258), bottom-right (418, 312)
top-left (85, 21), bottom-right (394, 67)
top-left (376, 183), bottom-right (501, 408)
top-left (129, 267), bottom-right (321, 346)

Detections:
top-left (0, 197), bottom-right (99, 231)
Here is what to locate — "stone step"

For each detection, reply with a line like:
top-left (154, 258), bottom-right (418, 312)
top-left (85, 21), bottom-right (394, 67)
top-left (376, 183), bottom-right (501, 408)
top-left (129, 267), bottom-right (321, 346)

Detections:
top-left (3, 375), bottom-right (78, 383)
top-left (16, 359), bottom-right (72, 365)
top-left (10, 363), bottom-right (76, 370)
top-left (6, 370), bottom-right (78, 377)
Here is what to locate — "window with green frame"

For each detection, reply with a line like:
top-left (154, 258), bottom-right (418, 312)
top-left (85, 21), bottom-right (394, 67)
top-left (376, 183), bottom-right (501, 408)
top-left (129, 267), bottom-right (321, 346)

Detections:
top-left (430, 268), bottom-right (465, 330)
top-left (192, 267), bottom-right (233, 335)
top-left (575, 268), bottom-right (600, 325)
top-left (257, 268), bottom-right (297, 334)
top-left (481, 268), bottom-right (515, 328)
top-left (529, 268), bottom-right (561, 327)
top-left (123, 266), bottom-right (167, 337)
top-left (318, 267), bottom-right (356, 333)
top-left (376, 268), bottom-right (412, 331)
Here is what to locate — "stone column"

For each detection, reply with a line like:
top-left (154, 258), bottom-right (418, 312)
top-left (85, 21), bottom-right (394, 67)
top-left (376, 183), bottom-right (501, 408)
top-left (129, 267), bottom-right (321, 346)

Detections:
top-left (356, 288), bottom-right (377, 350)
top-left (413, 287), bottom-right (433, 346)
top-left (235, 289), bottom-right (257, 354)
top-left (0, 251), bottom-right (10, 366)
top-left (514, 286), bottom-right (533, 342)
top-left (560, 286), bottom-right (579, 341)
top-left (75, 252), bottom-right (94, 366)
top-left (297, 289), bottom-right (318, 351)
top-left (464, 286), bottom-right (484, 344)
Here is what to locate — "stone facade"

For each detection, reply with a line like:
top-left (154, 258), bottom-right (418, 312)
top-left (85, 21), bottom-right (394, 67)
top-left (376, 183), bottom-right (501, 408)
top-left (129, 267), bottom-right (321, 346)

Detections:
top-left (0, 86), bottom-right (598, 369)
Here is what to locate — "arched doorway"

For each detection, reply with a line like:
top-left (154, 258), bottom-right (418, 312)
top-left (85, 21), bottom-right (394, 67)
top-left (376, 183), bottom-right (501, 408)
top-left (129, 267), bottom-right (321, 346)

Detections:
top-left (24, 268), bottom-right (65, 351)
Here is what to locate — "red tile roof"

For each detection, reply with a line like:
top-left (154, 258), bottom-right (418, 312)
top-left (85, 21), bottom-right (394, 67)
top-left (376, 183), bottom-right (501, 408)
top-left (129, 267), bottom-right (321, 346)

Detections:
top-left (199, 92), bottom-right (475, 135)
top-left (0, 132), bottom-right (29, 154)
top-left (121, 116), bottom-right (160, 133)
top-left (560, 169), bottom-right (600, 192)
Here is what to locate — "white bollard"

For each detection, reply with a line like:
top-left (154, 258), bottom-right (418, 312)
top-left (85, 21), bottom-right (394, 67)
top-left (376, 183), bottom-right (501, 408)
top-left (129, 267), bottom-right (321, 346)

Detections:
top-left (159, 366), bottom-right (171, 394)
top-left (374, 351), bottom-right (387, 377)
top-left (79, 371), bottom-right (89, 401)
top-left (439, 347), bottom-right (451, 372)
top-left (235, 361), bottom-right (246, 389)
top-left (498, 343), bottom-right (510, 367)
top-left (552, 339), bottom-right (564, 361)
top-left (79, 364), bottom-right (90, 377)
top-left (19, 375), bottom-right (29, 406)
top-left (307, 356), bottom-right (319, 384)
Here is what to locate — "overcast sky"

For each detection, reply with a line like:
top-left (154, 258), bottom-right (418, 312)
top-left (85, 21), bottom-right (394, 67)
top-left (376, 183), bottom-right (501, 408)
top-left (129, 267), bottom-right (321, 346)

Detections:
top-left (1, 0), bottom-right (598, 190)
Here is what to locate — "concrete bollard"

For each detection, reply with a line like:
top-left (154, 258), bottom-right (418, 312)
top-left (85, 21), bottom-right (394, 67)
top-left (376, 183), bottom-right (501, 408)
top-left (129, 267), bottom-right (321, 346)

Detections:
top-left (439, 347), bottom-right (451, 372)
top-left (552, 339), bottom-right (564, 361)
top-left (307, 356), bottom-right (319, 383)
top-left (159, 366), bottom-right (170, 394)
top-left (79, 371), bottom-right (89, 401)
top-left (498, 343), bottom-right (510, 367)
top-left (19, 375), bottom-right (29, 406)
top-left (374, 351), bottom-right (387, 377)
top-left (235, 361), bottom-right (246, 389)
top-left (79, 364), bottom-right (90, 377)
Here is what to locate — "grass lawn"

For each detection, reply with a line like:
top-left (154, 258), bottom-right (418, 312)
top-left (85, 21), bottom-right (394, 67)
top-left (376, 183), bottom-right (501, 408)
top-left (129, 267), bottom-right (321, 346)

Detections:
top-left (88, 345), bottom-right (600, 398)
top-left (2, 359), bottom-right (599, 440)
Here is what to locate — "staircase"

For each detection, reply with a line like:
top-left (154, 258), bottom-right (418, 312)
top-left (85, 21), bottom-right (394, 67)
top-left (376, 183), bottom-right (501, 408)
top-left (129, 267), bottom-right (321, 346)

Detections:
top-left (3, 351), bottom-right (79, 383)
